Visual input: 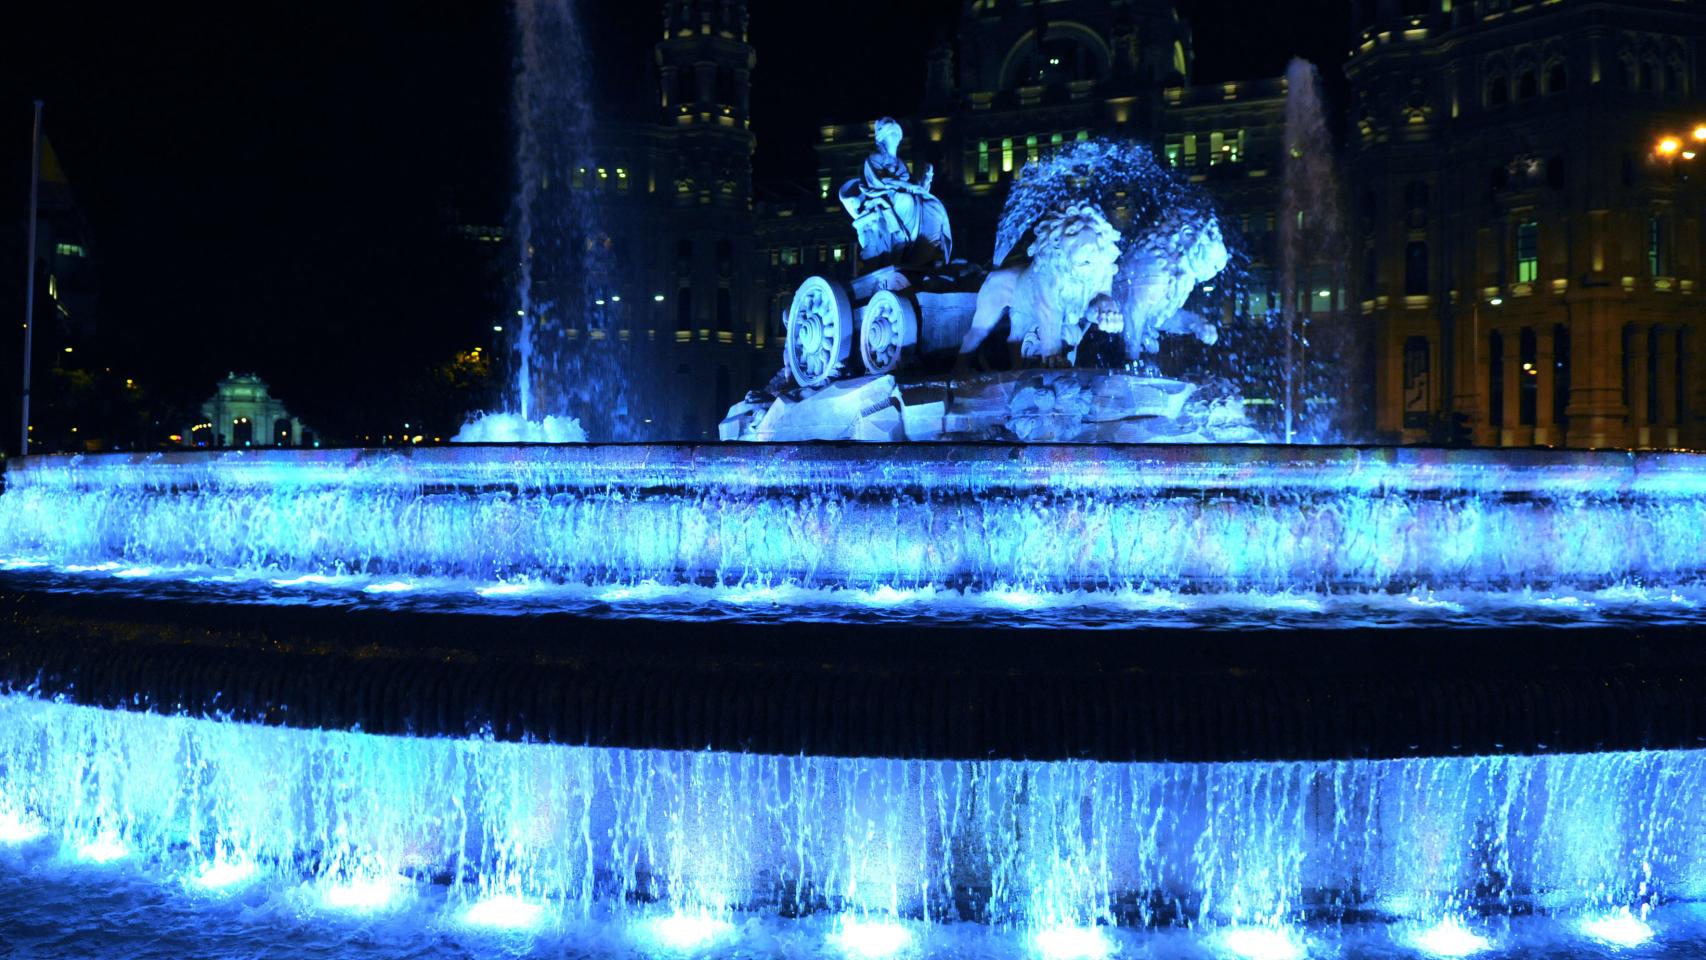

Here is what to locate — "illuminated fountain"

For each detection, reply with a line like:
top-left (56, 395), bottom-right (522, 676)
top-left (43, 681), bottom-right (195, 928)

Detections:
top-left (1, 6), bottom-right (1705, 958)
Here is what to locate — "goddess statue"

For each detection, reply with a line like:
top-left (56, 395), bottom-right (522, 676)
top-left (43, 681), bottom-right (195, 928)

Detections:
top-left (838, 118), bottom-right (953, 271)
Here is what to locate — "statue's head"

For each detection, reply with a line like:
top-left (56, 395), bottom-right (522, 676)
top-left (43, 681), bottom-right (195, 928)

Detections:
top-left (1027, 202), bottom-right (1122, 298)
top-left (873, 117), bottom-right (903, 154)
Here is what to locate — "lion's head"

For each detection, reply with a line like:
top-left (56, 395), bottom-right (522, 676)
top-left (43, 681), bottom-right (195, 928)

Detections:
top-left (1025, 202), bottom-right (1122, 324)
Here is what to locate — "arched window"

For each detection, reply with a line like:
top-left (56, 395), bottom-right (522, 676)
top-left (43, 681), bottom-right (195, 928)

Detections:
top-left (1404, 241), bottom-right (1429, 296)
top-left (676, 287), bottom-right (693, 331)
top-left (1404, 181), bottom-right (1429, 228)
top-left (715, 287), bottom-right (732, 332)
top-left (1546, 62), bottom-right (1568, 94)
top-left (1486, 71), bottom-right (1509, 107)
top-left (1517, 69), bottom-right (1538, 100)
top-left (1639, 59), bottom-right (1656, 92)
top-left (715, 66), bottom-right (737, 106)
top-left (715, 239), bottom-right (733, 277)
top-left (1665, 61), bottom-right (1684, 97)
top-left (675, 67), bottom-right (696, 106)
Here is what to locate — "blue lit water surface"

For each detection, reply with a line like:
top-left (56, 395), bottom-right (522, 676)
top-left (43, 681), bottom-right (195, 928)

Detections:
top-left (2, 694), bottom-right (1706, 959)
top-left (4, 562), bottom-right (1706, 631)
top-left (4, 445), bottom-right (1706, 630)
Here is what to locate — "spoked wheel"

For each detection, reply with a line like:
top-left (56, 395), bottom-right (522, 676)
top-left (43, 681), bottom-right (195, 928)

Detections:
top-left (785, 276), bottom-right (854, 388)
top-left (858, 289), bottom-right (917, 376)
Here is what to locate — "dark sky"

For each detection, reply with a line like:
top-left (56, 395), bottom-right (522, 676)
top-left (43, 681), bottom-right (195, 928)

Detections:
top-left (1, 0), bottom-right (1346, 437)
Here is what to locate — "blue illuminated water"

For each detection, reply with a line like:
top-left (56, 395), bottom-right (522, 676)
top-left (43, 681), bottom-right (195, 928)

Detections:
top-left (2, 445), bottom-right (1706, 629)
top-left (0, 694), bottom-right (1703, 957)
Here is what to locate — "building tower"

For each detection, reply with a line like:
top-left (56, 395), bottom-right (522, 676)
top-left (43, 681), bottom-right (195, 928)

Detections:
top-left (650, 0), bottom-right (760, 436)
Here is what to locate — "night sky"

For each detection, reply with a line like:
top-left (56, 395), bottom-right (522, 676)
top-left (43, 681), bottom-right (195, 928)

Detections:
top-left (1, 0), bottom-right (1345, 441)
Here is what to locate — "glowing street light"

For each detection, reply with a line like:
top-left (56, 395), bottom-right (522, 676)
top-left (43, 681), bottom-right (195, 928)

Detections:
top-left (1657, 136), bottom-right (1682, 157)
top-left (1694, 125), bottom-right (1706, 142)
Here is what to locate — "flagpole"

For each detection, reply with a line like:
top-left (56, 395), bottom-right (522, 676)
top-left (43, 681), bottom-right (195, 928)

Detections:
top-left (20, 100), bottom-right (42, 458)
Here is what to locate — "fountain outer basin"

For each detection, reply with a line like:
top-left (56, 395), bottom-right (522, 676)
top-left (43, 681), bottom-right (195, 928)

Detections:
top-left (1, 584), bottom-right (1703, 762)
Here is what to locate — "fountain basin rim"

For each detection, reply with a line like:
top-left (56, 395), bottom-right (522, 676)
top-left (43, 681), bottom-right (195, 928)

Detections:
top-left (5, 442), bottom-right (1705, 498)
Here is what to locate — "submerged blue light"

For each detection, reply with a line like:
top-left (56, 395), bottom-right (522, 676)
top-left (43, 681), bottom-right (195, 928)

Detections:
top-left (1215, 926), bottom-right (1306, 960)
top-left (830, 919), bottom-right (915, 958)
top-left (461, 893), bottom-right (547, 931)
top-left (1405, 918), bottom-right (1492, 958)
top-left (1578, 910), bottom-right (1655, 948)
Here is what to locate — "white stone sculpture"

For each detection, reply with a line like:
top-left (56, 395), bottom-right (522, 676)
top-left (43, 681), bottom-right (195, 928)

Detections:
top-left (1117, 213), bottom-right (1230, 357)
top-left (957, 202), bottom-right (1124, 368)
top-left (838, 118), bottom-right (953, 270)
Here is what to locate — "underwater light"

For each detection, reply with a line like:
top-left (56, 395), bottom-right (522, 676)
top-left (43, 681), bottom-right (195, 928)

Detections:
top-left (189, 859), bottom-right (257, 891)
top-left (1407, 918), bottom-right (1490, 957)
top-left (319, 876), bottom-right (402, 912)
top-left (461, 893), bottom-right (546, 931)
top-left (640, 913), bottom-right (735, 951)
top-left (1578, 910), bottom-right (1654, 948)
top-left (1032, 925), bottom-right (1111, 960)
top-left (830, 919), bottom-right (914, 958)
top-left (987, 587), bottom-right (1049, 610)
top-left (75, 834), bottom-right (129, 864)
top-left (1217, 926), bottom-right (1306, 960)
top-left (859, 585), bottom-right (927, 606)
top-left (476, 581), bottom-right (540, 598)
top-left (0, 810), bottom-right (44, 843)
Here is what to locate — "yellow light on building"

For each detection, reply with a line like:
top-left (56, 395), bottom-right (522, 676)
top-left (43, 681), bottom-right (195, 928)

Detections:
top-left (1694, 125), bottom-right (1706, 142)
top-left (1657, 136), bottom-right (1681, 156)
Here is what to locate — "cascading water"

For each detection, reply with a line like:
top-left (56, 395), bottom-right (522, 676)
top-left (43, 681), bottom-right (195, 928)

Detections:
top-left (0, 693), bottom-right (1702, 957)
top-left (4, 445), bottom-right (1706, 629)
top-left (457, 0), bottom-right (629, 443)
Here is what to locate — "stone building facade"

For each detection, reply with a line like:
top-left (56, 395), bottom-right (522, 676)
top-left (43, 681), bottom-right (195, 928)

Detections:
top-left (1348, 0), bottom-right (1706, 448)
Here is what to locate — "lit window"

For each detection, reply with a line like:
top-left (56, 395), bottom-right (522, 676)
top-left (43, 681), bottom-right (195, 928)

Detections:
top-left (1165, 143), bottom-right (1180, 167)
top-left (1001, 138), bottom-right (1013, 173)
top-left (1076, 129), bottom-right (1089, 141)
top-left (831, 245), bottom-right (845, 263)
top-left (977, 140), bottom-right (990, 175)
top-left (818, 176), bottom-right (831, 199)
top-left (1183, 133), bottom-right (1197, 166)
top-left (55, 243), bottom-right (86, 258)
top-left (1649, 215), bottom-right (1667, 276)
top-left (1516, 220), bottom-right (1539, 283)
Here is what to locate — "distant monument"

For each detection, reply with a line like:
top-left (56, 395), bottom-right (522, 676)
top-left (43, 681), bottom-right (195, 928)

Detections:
top-left (186, 373), bottom-right (314, 448)
top-left (722, 130), bottom-right (1257, 444)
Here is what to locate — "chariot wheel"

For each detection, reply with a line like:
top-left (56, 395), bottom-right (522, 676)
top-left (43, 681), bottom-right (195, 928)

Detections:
top-left (858, 289), bottom-right (917, 376)
top-left (785, 276), bottom-right (853, 389)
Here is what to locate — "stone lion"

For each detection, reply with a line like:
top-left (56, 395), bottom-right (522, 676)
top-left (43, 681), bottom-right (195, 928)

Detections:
top-left (957, 202), bottom-right (1125, 368)
top-left (1116, 212), bottom-right (1228, 357)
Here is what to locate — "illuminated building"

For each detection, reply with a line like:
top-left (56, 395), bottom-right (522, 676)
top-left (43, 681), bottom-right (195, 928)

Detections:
top-left (1349, 0), bottom-right (1706, 447)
